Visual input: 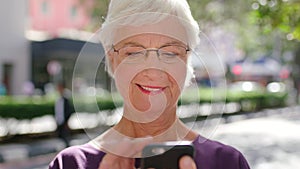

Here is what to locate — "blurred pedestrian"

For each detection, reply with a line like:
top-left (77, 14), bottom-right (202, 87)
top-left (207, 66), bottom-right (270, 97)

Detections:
top-left (54, 82), bottom-right (74, 147)
top-left (49, 0), bottom-right (250, 168)
top-left (0, 83), bottom-right (6, 95)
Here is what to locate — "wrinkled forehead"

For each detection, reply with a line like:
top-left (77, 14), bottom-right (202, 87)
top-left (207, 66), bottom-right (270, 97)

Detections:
top-left (112, 15), bottom-right (188, 46)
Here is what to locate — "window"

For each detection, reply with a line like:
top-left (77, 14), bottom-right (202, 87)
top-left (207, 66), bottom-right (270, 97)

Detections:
top-left (70, 6), bottom-right (78, 20)
top-left (41, 1), bottom-right (50, 15)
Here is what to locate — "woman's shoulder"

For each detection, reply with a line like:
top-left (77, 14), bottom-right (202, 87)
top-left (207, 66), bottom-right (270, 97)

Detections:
top-left (61, 143), bottom-right (103, 156)
top-left (193, 135), bottom-right (240, 155)
top-left (49, 143), bottom-right (105, 169)
top-left (193, 135), bottom-right (250, 169)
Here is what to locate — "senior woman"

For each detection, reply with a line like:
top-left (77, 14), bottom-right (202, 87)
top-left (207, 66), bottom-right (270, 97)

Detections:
top-left (49, 0), bottom-right (250, 169)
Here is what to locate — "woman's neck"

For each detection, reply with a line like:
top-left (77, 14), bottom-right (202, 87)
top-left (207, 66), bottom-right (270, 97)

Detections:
top-left (113, 109), bottom-right (197, 142)
top-left (115, 115), bottom-right (176, 137)
top-left (90, 110), bottom-right (198, 154)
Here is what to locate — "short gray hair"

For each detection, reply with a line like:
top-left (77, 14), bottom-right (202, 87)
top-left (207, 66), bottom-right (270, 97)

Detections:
top-left (99, 0), bottom-right (200, 50)
top-left (98, 0), bottom-right (200, 80)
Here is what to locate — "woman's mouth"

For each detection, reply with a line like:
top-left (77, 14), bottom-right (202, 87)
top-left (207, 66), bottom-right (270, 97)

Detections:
top-left (136, 84), bottom-right (166, 95)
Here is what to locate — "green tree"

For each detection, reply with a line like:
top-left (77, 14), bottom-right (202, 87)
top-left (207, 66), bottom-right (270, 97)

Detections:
top-left (88, 0), bottom-right (299, 58)
top-left (249, 0), bottom-right (300, 82)
top-left (90, 0), bottom-right (110, 22)
top-left (81, 0), bottom-right (110, 31)
top-left (249, 0), bottom-right (300, 41)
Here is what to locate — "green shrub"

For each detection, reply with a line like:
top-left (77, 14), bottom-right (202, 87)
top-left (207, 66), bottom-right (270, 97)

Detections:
top-left (0, 96), bottom-right (54, 119)
top-left (0, 88), bottom-right (288, 119)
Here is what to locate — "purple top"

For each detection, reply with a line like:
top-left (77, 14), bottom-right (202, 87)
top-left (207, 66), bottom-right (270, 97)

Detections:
top-left (49, 135), bottom-right (250, 169)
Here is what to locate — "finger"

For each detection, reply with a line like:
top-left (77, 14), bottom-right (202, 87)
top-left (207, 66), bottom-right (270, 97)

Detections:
top-left (98, 154), bottom-right (135, 169)
top-left (106, 136), bottom-right (153, 158)
top-left (129, 136), bottom-right (153, 157)
top-left (98, 137), bottom-right (153, 169)
top-left (114, 157), bottom-right (135, 169)
top-left (98, 154), bottom-right (116, 169)
top-left (179, 156), bottom-right (197, 169)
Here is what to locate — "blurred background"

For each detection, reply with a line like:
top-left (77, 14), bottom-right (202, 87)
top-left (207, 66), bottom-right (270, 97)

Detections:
top-left (0, 0), bottom-right (299, 169)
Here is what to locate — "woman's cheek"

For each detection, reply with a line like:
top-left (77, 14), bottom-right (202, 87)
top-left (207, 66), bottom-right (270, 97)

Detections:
top-left (166, 62), bottom-right (187, 93)
top-left (114, 63), bottom-right (138, 101)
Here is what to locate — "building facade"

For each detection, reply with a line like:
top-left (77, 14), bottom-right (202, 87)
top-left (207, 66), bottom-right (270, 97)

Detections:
top-left (29, 0), bottom-right (93, 37)
top-left (0, 0), bottom-right (93, 95)
top-left (0, 0), bottom-right (30, 95)
top-left (28, 0), bottom-right (97, 92)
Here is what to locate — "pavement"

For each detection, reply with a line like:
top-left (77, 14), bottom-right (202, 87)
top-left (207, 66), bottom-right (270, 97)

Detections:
top-left (0, 133), bottom-right (93, 169)
top-left (0, 105), bottom-right (299, 169)
top-left (214, 107), bottom-right (300, 169)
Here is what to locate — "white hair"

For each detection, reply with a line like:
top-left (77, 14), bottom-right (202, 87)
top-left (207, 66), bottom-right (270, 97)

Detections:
top-left (98, 0), bottom-right (200, 85)
top-left (99, 0), bottom-right (200, 51)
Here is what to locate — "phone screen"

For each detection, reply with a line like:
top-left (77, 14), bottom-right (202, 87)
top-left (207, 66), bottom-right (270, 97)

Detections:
top-left (141, 141), bottom-right (194, 169)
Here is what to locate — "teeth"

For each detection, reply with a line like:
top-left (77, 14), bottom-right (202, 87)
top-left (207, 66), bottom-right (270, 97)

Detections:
top-left (141, 86), bottom-right (161, 92)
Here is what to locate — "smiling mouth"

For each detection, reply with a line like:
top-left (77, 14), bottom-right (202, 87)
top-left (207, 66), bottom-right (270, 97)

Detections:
top-left (136, 84), bottom-right (166, 95)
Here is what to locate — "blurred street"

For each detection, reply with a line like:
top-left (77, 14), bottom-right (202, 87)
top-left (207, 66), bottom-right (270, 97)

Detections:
top-left (0, 105), bottom-right (299, 169)
top-left (213, 106), bottom-right (300, 169)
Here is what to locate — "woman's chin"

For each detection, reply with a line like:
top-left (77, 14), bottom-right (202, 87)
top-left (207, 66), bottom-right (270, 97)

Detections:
top-left (123, 103), bottom-right (166, 123)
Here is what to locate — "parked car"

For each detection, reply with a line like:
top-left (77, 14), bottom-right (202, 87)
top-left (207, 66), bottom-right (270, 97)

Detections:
top-left (266, 82), bottom-right (286, 93)
top-left (228, 81), bottom-right (265, 93)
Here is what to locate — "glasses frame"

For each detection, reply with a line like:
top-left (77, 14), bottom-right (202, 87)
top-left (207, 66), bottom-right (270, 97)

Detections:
top-left (111, 44), bottom-right (190, 63)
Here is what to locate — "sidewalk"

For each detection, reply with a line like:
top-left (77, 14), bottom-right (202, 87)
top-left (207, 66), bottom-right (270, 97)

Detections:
top-left (0, 138), bottom-right (64, 163)
top-left (0, 133), bottom-right (92, 169)
top-left (213, 106), bottom-right (300, 169)
top-left (0, 153), bottom-right (57, 169)
top-left (0, 126), bottom-right (109, 169)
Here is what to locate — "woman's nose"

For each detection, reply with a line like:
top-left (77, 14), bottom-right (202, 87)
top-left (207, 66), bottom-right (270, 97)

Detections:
top-left (141, 68), bottom-right (166, 80)
top-left (145, 50), bottom-right (163, 67)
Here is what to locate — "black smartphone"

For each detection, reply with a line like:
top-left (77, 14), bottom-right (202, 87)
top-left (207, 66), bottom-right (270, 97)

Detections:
top-left (140, 141), bottom-right (194, 169)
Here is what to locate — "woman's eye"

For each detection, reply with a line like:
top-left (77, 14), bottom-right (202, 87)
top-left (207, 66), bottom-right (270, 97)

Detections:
top-left (162, 52), bottom-right (178, 57)
top-left (126, 51), bottom-right (143, 56)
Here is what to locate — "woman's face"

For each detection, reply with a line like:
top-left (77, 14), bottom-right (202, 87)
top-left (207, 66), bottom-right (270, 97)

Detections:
top-left (109, 34), bottom-right (189, 122)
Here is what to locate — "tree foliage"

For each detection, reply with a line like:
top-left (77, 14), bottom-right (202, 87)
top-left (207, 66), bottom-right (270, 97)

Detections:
top-left (188, 0), bottom-right (252, 29)
top-left (90, 0), bottom-right (110, 22)
top-left (249, 0), bottom-right (300, 41)
top-left (89, 0), bottom-right (299, 57)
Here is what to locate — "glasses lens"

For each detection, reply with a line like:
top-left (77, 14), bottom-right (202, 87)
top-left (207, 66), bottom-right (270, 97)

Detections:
top-left (159, 46), bottom-right (187, 63)
top-left (119, 46), bottom-right (145, 63)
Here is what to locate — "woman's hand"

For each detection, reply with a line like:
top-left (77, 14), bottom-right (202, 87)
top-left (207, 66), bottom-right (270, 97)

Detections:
top-left (98, 137), bottom-right (153, 169)
top-left (99, 155), bottom-right (197, 169)
top-left (179, 155), bottom-right (197, 169)
top-left (99, 153), bottom-right (135, 169)
top-left (97, 136), bottom-right (196, 169)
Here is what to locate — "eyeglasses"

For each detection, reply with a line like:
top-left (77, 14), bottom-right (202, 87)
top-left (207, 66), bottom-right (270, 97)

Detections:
top-left (112, 45), bottom-right (190, 64)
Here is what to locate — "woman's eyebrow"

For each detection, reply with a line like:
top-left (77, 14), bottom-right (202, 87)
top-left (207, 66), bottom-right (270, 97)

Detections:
top-left (161, 41), bottom-right (186, 47)
top-left (119, 41), bottom-right (185, 48)
top-left (121, 42), bottom-right (145, 48)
